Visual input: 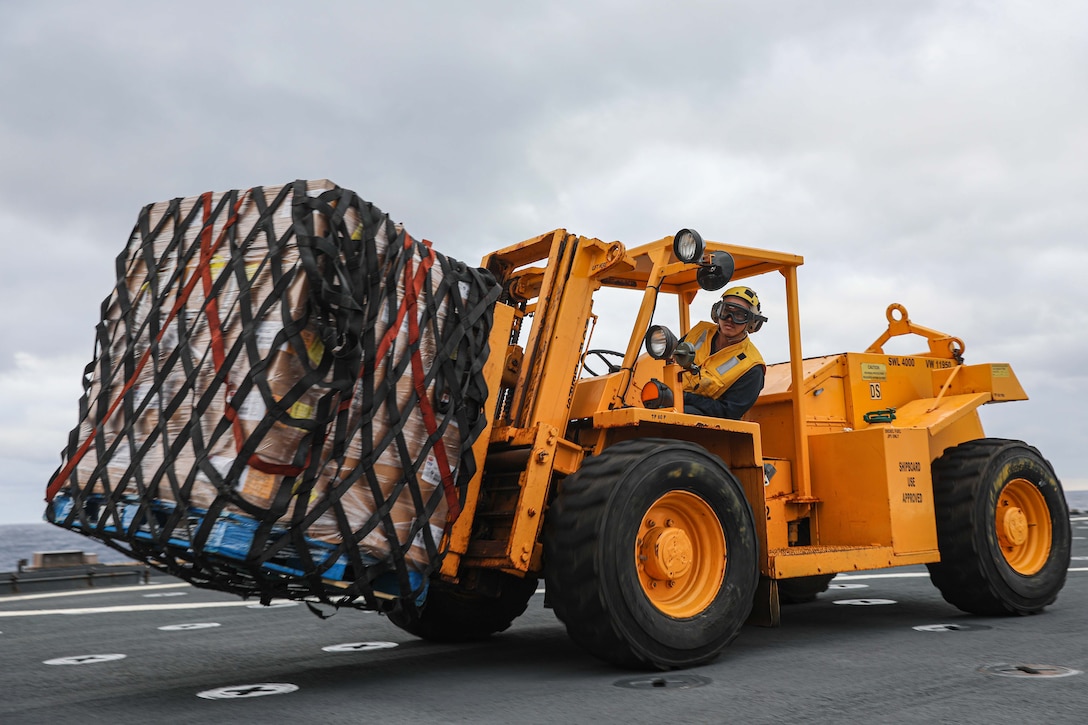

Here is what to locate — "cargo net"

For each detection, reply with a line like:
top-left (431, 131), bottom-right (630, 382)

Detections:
top-left (45, 180), bottom-right (500, 611)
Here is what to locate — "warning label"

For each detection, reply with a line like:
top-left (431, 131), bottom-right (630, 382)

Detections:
top-left (861, 363), bottom-right (887, 381)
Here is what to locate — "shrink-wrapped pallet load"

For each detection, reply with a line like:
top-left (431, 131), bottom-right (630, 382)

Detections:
top-left (46, 180), bottom-right (499, 608)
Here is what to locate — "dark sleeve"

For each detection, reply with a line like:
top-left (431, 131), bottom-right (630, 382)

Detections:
top-left (682, 366), bottom-right (765, 420)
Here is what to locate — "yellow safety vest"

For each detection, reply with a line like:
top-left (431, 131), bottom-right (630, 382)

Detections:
top-left (680, 321), bottom-right (766, 400)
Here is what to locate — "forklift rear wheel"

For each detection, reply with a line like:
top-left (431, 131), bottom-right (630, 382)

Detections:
top-left (544, 438), bottom-right (759, 670)
top-left (778, 574), bottom-right (834, 604)
top-left (387, 573), bottom-right (538, 642)
top-left (927, 438), bottom-right (1070, 616)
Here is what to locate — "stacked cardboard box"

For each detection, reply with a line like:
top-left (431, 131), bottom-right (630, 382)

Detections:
top-left (48, 180), bottom-right (498, 595)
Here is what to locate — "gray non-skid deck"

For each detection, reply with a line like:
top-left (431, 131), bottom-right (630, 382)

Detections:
top-left (2, 517), bottom-right (1086, 724)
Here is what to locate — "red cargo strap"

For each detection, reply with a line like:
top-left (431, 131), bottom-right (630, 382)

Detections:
top-left (370, 234), bottom-right (460, 520)
top-left (46, 191), bottom-right (253, 502)
top-left (195, 193), bottom-right (310, 478)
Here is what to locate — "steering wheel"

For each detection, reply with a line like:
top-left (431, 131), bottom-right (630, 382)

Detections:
top-left (582, 349), bottom-right (625, 376)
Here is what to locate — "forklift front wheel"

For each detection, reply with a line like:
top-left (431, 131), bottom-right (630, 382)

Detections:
top-left (544, 438), bottom-right (759, 670)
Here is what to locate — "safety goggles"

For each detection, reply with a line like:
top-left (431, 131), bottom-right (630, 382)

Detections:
top-left (718, 303), bottom-right (755, 325)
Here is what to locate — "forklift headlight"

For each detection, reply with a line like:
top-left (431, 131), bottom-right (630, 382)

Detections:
top-left (672, 228), bottom-right (704, 263)
top-left (644, 325), bottom-right (678, 360)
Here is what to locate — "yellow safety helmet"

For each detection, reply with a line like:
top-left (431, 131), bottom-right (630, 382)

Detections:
top-left (712, 286), bottom-right (767, 333)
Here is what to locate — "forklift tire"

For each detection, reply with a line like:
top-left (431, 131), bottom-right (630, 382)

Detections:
top-left (387, 573), bottom-right (539, 642)
top-left (778, 574), bottom-right (834, 604)
top-left (544, 438), bottom-right (759, 670)
top-left (927, 438), bottom-right (1071, 616)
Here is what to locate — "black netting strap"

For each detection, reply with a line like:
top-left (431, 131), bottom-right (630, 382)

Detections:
top-left (46, 180), bottom-right (501, 610)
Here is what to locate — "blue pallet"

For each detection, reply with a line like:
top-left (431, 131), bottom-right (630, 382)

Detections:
top-left (49, 494), bottom-right (75, 524)
top-left (52, 494), bottom-right (195, 550)
top-left (202, 513), bottom-right (266, 559)
top-left (49, 493), bottom-right (425, 600)
top-left (260, 543), bottom-right (350, 581)
top-left (201, 515), bottom-right (345, 579)
top-left (101, 500), bottom-right (147, 536)
top-left (373, 570), bottom-right (425, 599)
top-left (202, 514), bottom-right (424, 597)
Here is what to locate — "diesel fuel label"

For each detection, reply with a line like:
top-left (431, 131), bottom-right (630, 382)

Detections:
top-left (861, 363), bottom-right (886, 381)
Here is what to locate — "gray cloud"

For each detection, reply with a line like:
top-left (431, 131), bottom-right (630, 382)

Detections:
top-left (1, 0), bottom-right (1084, 522)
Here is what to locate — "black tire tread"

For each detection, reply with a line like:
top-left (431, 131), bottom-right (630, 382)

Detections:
top-left (545, 438), bottom-right (756, 669)
top-left (387, 574), bottom-right (538, 642)
top-left (547, 440), bottom-right (647, 667)
top-left (926, 438), bottom-right (1069, 616)
top-left (778, 574), bottom-right (834, 605)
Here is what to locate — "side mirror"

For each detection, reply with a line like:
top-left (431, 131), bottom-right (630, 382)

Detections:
top-left (672, 341), bottom-right (696, 370)
top-left (673, 229), bottom-right (735, 291)
top-left (696, 251), bottom-right (734, 291)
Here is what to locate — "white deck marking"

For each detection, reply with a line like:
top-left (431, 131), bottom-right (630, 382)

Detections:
top-left (0, 583), bottom-right (190, 603)
top-left (0, 599), bottom-right (294, 618)
top-left (322, 641), bottom-right (398, 652)
top-left (197, 683), bottom-right (298, 699)
top-left (834, 572), bottom-right (929, 580)
top-left (44, 654), bottom-right (127, 665)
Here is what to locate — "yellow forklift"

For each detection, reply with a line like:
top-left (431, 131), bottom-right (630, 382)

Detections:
top-left (398, 227), bottom-right (1070, 670)
top-left (47, 184), bottom-right (1068, 672)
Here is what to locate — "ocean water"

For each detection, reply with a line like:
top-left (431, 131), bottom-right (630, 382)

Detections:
top-left (0, 522), bottom-right (137, 572)
top-left (3, 491), bottom-right (1087, 574)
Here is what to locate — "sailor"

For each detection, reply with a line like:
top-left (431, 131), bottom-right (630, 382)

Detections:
top-left (681, 285), bottom-right (767, 420)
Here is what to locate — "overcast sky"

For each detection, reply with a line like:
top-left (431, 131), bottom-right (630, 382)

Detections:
top-left (1, 1), bottom-right (1084, 524)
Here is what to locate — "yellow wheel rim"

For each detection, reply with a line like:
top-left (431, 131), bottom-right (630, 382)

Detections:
top-left (996, 478), bottom-right (1052, 575)
top-left (635, 490), bottom-right (726, 618)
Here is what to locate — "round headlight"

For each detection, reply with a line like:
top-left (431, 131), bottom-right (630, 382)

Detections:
top-left (644, 325), bottom-right (678, 360)
top-left (672, 228), bottom-right (704, 263)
